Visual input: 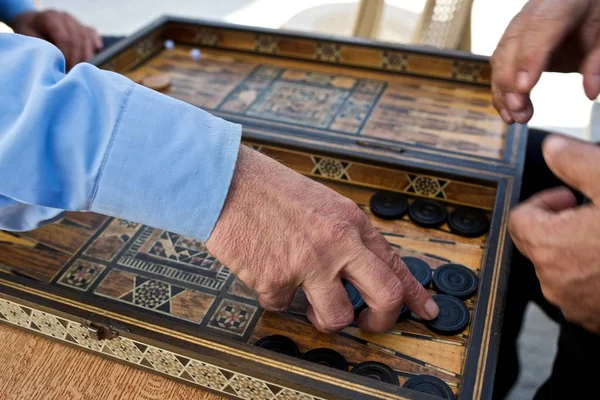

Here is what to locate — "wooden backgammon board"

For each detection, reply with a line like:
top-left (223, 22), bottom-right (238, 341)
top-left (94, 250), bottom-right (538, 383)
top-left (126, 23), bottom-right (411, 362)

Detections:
top-left (0, 16), bottom-right (527, 400)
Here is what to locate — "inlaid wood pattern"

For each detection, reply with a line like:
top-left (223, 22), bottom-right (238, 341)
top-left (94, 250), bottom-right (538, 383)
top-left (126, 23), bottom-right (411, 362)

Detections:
top-left (123, 46), bottom-right (508, 163)
top-left (0, 143), bottom-right (494, 399)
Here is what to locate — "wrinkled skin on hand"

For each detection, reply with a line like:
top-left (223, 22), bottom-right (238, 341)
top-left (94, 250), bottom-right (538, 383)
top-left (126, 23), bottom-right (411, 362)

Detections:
top-left (490, 0), bottom-right (600, 124)
top-left (10, 10), bottom-right (102, 70)
top-left (508, 134), bottom-right (600, 334)
top-left (206, 146), bottom-right (440, 334)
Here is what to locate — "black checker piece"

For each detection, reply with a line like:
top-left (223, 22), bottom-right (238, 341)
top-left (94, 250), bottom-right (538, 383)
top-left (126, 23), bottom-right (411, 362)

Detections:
top-left (424, 294), bottom-right (470, 336)
top-left (433, 263), bottom-right (478, 299)
top-left (396, 305), bottom-right (411, 323)
top-left (403, 374), bottom-right (456, 399)
top-left (402, 256), bottom-right (432, 287)
top-left (301, 348), bottom-right (348, 371)
top-left (369, 190), bottom-right (408, 220)
top-left (343, 280), bottom-right (365, 311)
top-left (254, 335), bottom-right (300, 358)
top-left (448, 206), bottom-right (490, 237)
top-left (351, 361), bottom-right (399, 385)
top-left (408, 199), bottom-right (448, 228)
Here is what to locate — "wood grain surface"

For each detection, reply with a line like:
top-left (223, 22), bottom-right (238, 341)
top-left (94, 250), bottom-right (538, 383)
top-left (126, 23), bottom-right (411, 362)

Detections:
top-left (0, 323), bottom-right (224, 400)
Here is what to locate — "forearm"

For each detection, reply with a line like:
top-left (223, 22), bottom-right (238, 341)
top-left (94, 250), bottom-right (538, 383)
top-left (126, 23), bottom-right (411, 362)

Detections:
top-left (0, 33), bottom-right (241, 241)
top-left (0, 0), bottom-right (35, 24)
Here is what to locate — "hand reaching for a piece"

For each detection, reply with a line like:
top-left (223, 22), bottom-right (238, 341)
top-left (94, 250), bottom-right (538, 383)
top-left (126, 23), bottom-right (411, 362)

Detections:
top-left (206, 146), bottom-right (439, 334)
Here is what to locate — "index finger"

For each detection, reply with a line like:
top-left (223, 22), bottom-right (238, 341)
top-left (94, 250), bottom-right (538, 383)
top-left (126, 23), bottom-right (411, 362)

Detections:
top-left (359, 223), bottom-right (438, 322)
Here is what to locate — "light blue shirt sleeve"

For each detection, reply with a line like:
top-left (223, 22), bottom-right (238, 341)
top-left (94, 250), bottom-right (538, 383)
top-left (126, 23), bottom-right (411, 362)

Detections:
top-left (0, 0), bottom-right (36, 23)
top-left (0, 33), bottom-right (242, 242)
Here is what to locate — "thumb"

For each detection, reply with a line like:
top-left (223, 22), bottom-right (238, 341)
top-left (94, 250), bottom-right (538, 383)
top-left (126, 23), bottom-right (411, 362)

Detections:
top-left (542, 134), bottom-right (600, 201)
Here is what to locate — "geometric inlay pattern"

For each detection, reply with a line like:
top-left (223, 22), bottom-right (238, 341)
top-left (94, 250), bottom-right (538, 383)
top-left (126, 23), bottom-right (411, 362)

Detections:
top-left (381, 51), bottom-right (408, 71)
top-left (57, 260), bottom-right (106, 291)
top-left (208, 298), bottom-right (257, 336)
top-left (405, 174), bottom-right (449, 199)
top-left (30, 310), bottom-right (68, 339)
top-left (254, 35), bottom-right (279, 54)
top-left (145, 347), bottom-right (186, 376)
top-left (314, 43), bottom-right (341, 62)
top-left (311, 157), bottom-right (351, 180)
top-left (0, 297), bottom-right (325, 400)
top-left (0, 299), bottom-right (30, 327)
top-left (186, 360), bottom-right (229, 390)
top-left (230, 374), bottom-right (275, 400)
top-left (452, 61), bottom-right (482, 83)
top-left (118, 226), bottom-right (231, 291)
top-left (246, 82), bottom-right (349, 129)
top-left (276, 389), bottom-right (314, 400)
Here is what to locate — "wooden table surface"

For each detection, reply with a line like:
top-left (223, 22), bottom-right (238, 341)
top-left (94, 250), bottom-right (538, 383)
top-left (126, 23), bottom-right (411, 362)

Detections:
top-left (0, 323), bottom-right (225, 400)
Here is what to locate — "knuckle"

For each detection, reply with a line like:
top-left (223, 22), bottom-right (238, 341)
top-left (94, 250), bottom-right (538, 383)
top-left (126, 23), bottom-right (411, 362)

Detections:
top-left (401, 276), bottom-right (422, 302)
top-left (323, 309), bottom-right (355, 332)
top-left (379, 278), bottom-right (405, 310)
top-left (339, 197), bottom-right (364, 222)
top-left (540, 284), bottom-right (560, 306)
top-left (529, 247), bottom-right (551, 268)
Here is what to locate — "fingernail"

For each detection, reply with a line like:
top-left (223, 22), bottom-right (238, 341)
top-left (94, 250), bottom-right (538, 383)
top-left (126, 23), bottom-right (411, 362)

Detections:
top-left (499, 109), bottom-right (514, 124)
top-left (424, 298), bottom-right (439, 320)
top-left (516, 71), bottom-right (530, 91)
top-left (505, 93), bottom-right (523, 111)
top-left (512, 110), bottom-right (530, 123)
top-left (543, 135), bottom-right (569, 158)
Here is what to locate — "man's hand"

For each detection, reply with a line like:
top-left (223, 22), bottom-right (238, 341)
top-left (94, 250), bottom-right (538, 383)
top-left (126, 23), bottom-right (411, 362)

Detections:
top-left (10, 10), bottom-right (102, 70)
top-left (206, 146), bottom-right (439, 334)
top-left (491, 0), bottom-right (600, 124)
top-left (508, 134), bottom-right (600, 333)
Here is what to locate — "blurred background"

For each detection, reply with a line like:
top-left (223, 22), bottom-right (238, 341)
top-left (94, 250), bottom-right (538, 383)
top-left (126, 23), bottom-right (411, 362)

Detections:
top-left (2, 1), bottom-right (581, 398)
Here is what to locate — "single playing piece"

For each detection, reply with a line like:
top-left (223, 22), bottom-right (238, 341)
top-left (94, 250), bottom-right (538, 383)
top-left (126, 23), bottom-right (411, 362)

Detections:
top-left (343, 280), bottom-right (365, 311)
top-left (408, 198), bottom-right (448, 228)
top-left (402, 256), bottom-right (432, 287)
top-left (424, 294), bottom-right (470, 336)
top-left (300, 348), bottom-right (349, 371)
top-left (403, 374), bottom-right (457, 399)
top-left (396, 305), bottom-right (411, 322)
top-left (351, 361), bottom-right (399, 385)
top-left (141, 73), bottom-right (171, 91)
top-left (164, 39), bottom-right (175, 50)
top-left (369, 190), bottom-right (408, 220)
top-left (448, 206), bottom-right (490, 237)
top-left (190, 48), bottom-right (202, 60)
top-left (254, 335), bottom-right (300, 357)
top-left (432, 263), bottom-right (478, 299)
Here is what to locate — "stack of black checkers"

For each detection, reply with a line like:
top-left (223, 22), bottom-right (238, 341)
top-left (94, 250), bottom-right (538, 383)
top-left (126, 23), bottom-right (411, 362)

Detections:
top-left (368, 190), bottom-right (490, 237)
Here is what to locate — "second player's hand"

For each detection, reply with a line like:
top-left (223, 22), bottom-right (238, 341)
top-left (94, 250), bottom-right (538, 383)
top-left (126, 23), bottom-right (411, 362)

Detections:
top-left (490, 0), bottom-right (600, 124)
top-left (206, 146), bottom-right (439, 334)
top-left (508, 135), bottom-right (600, 334)
top-left (10, 10), bottom-right (103, 70)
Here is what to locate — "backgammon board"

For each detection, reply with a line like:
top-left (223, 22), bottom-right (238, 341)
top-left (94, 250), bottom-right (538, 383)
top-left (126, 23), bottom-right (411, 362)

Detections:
top-left (0, 16), bottom-right (526, 400)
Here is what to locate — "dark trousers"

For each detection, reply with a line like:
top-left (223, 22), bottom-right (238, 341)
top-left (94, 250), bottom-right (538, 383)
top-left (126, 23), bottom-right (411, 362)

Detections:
top-left (493, 129), bottom-right (600, 398)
